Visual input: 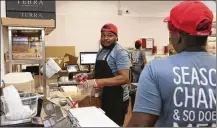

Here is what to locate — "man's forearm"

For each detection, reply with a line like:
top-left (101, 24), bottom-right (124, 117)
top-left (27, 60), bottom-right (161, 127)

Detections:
top-left (96, 75), bottom-right (129, 86)
top-left (87, 71), bottom-right (95, 79)
top-left (127, 122), bottom-right (152, 127)
top-left (127, 112), bottom-right (158, 127)
top-left (127, 123), bottom-right (150, 127)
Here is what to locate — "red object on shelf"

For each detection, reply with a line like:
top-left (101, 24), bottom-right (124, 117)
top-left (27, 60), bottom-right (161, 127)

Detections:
top-left (164, 46), bottom-right (169, 54)
top-left (152, 46), bottom-right (157, 54)
top-left (141, 38), bottom-right (154, 49)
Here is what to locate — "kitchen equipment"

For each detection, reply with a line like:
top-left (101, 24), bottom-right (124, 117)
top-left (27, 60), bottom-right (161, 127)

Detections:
top-left (0, 92), bottom-right (42, 126)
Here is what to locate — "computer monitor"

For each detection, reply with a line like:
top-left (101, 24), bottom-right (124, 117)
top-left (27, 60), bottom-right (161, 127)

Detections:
top-left (80, 52), bottom-right (97, 65)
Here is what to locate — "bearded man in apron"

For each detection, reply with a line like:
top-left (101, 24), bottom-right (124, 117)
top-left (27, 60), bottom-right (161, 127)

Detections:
top-left (76, 23), bottom-right (130, 126)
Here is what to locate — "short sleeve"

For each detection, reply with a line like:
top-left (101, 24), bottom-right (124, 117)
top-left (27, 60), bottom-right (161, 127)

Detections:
top-left (116, 49), bottom-right (130, 70)
top-left (133, 63), bottom-right (162, 116)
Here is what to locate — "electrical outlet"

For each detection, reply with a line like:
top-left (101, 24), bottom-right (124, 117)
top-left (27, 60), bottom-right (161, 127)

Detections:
top-left (118, 10), bottom-right (123, 15)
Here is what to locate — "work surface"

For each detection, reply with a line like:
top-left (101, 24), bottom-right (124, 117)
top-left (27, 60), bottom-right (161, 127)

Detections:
top-left (69, 107), bottom-right (119, 127)
top-left (46, 79), bottom-right (133, 127)
top-left (43, 84), bottom-right (115, 127)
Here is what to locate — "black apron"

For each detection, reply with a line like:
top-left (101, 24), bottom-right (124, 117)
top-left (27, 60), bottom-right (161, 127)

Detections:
top-left (94, 45), bottom-right (127, 126)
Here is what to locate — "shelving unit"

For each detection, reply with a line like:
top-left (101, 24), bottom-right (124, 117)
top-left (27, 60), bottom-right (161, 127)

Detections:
top-left (1, 18), bottom-right (55, 98)
top-left (7, 27), bottom-right (47, 97)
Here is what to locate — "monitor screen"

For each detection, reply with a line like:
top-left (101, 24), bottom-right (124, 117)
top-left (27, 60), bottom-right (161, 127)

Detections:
top-left (80, 52), bottom-right (97, 65)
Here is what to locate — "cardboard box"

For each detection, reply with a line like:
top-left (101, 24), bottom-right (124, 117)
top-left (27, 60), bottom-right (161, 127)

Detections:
top-left (46, 46), bottom-right (77, 69)
top-left (51, 55), bottom-right (78, 70)
top-left (13, 44), bottom-right (29, 52)
top-left (60, 53), bottom-right (78, 69)
top-left (46, 46), bottom-right (75, 57)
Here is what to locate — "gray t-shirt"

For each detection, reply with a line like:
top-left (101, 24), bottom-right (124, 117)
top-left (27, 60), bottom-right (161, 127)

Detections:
top-left (97, 44), bottom-right (130, 102)
top-left (133, 52), bottom-right (216, 127)
top-left (131, 49), bottom-right (146, 71)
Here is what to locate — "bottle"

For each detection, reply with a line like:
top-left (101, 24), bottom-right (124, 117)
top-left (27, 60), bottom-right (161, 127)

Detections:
top-left (95, 88), bottom-right (99, 98)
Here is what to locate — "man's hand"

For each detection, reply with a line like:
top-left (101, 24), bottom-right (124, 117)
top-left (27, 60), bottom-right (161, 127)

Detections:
top-left (75, 73), bottom-right (88, 83)
top-left (77, 79), bottom-right (103, 92)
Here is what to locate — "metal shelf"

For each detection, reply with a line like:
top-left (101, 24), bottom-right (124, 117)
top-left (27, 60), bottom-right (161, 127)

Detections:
top-left (8, 26), bottom-right (47, 98)
top-left (8, 27), bottom-right (44, 31)
top-left (6, 60), bottom-right (43, 64)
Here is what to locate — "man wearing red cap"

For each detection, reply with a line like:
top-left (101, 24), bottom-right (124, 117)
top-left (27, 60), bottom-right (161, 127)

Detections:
top-left (128, 1), bottom-right (216, 127)
top-left (76, 23), bottom-right (130, 126)
top-left (131, 39), bottom-right (147, 83)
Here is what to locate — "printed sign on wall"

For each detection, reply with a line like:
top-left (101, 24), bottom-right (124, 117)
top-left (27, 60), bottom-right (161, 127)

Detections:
top-left (6, 0), bottom-right (56, 12)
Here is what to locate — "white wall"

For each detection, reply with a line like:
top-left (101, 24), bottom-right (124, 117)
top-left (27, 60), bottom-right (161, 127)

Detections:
top-left (45, 1), bottom-right (216, 58)
top-left (45, 1), bottom-right (179, 57)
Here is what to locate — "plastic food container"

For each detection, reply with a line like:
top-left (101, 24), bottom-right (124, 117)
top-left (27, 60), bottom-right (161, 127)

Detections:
top-left (0, 92), bottom-right (42, 126)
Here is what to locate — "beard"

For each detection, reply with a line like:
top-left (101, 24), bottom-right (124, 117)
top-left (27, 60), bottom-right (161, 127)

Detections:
top-left (101, 42), bottom-right (117, 49)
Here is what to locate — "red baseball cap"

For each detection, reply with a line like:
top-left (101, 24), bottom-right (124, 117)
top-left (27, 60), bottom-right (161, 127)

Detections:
top-left (164, 1), bottom-right (213, 36)
top-left (101, 23), bottom-right (118, 35)
top-left (135, 40), bottom-right (142, 45)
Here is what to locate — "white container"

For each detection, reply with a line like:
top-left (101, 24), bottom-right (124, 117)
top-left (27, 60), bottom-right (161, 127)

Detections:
top-left (2, 72), bottom-right (35, 92)
top-left (0, 92), bottom-right (42, 126)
